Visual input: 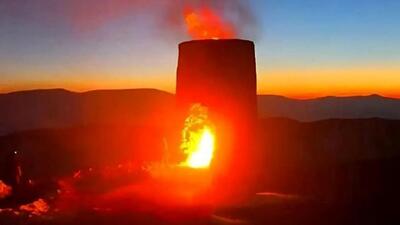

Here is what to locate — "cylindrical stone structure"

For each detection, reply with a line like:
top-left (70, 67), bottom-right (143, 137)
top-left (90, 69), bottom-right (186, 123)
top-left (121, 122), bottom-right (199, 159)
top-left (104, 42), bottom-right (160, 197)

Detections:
top-left (176, 39), bottom-right (258, 200)
top-left (176, 39), bottom-right (257, 118)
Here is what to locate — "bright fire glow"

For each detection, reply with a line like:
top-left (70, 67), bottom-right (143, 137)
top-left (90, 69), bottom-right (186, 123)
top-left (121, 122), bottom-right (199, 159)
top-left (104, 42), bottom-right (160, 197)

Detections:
top-left (180, 104), bottom-right (215, 169)
top-left (183, 7), bottom-right (235, 40)
top-left (184, 127), bottom-right (215, 168)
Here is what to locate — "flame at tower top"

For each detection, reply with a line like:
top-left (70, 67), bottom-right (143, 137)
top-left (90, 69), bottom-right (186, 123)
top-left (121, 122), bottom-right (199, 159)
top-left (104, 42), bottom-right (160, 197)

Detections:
top-left (183, 6), bottom-right (236, 40)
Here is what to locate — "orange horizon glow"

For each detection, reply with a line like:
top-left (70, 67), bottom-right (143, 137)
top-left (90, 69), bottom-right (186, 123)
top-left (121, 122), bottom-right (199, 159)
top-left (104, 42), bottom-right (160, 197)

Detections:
top-left (257, 65), bottom-right (400, 99)
top-left (1, 66), bottom-right (400, 100)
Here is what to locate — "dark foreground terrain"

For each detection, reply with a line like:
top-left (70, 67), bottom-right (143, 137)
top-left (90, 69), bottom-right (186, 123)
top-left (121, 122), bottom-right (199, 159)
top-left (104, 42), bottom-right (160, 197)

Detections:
top-left (0, 118), bottom-right (399, 225)
top-left (0, 89), bottom-right (399, 224)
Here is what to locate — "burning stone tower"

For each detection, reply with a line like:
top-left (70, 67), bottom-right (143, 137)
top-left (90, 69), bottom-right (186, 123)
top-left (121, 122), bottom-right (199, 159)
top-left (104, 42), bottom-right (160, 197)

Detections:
top-left (176, 39), bottom-right (257, 191)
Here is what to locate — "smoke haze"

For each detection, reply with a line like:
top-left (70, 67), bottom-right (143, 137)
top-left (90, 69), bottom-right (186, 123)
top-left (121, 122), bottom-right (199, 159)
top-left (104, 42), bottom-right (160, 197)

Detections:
top-left (63, 0), bottom-right (258, 39)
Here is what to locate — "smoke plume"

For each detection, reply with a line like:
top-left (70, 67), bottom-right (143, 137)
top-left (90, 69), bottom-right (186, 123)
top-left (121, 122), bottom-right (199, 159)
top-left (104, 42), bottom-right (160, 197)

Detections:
top-left (64, 0), bottom-right (258, 40)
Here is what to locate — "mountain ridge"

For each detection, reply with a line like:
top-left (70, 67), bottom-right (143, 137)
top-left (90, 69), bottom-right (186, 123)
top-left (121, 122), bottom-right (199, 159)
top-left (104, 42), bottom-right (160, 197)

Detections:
top-left (1, 88), bottom-right (400, 135)
top-left (3, 88), bottom-right (398, 100)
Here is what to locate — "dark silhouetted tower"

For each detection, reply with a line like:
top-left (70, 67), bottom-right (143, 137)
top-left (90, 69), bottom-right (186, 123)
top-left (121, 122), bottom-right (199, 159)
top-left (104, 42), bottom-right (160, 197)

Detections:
top-left (176, 39), bottom-right (258, 198)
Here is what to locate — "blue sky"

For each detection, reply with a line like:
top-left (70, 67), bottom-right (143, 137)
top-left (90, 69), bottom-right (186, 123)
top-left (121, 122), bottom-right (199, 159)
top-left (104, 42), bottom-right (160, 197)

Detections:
top-left (1, 0), bottom-right (399, 98)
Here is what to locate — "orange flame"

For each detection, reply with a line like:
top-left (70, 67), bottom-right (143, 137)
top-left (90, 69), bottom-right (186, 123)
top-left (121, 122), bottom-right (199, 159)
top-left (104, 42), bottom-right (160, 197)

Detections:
top-left (0, 180), bottom-right (12, 199)
top-left (180, 104), bottom-right (215, 169)
top-left (184, 7), bottom-right (235, 40)
top-left (19, 198), bottom-right (49, 216)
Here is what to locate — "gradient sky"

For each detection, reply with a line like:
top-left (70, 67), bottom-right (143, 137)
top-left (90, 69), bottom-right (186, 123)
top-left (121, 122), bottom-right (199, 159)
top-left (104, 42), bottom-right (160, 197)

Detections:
top-left (1, 0), bottom-right (399, 98)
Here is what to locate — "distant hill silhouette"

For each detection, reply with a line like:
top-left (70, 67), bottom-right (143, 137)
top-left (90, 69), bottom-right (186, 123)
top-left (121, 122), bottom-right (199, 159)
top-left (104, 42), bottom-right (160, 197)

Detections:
top-left (258, 94), bottom-right (400, 121)
top-left (1, 89), bottom-right (400, 135)
top-left (0, 89), bottom-right (174, 135)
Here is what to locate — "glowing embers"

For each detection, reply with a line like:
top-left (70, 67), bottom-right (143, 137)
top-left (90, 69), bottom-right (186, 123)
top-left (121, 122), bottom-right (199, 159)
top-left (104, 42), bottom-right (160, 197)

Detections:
top-left (0, 180), bottom-right (12, 199)
top-left (183, 7), bottom-right (235, 40)
top-left (180, 104), bottom-right (215, 169)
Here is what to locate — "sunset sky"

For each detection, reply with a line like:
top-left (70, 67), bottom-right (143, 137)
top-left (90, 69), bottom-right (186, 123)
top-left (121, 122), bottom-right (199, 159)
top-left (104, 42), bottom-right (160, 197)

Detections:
top-left (1, 0), bottom-right (399, 98)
